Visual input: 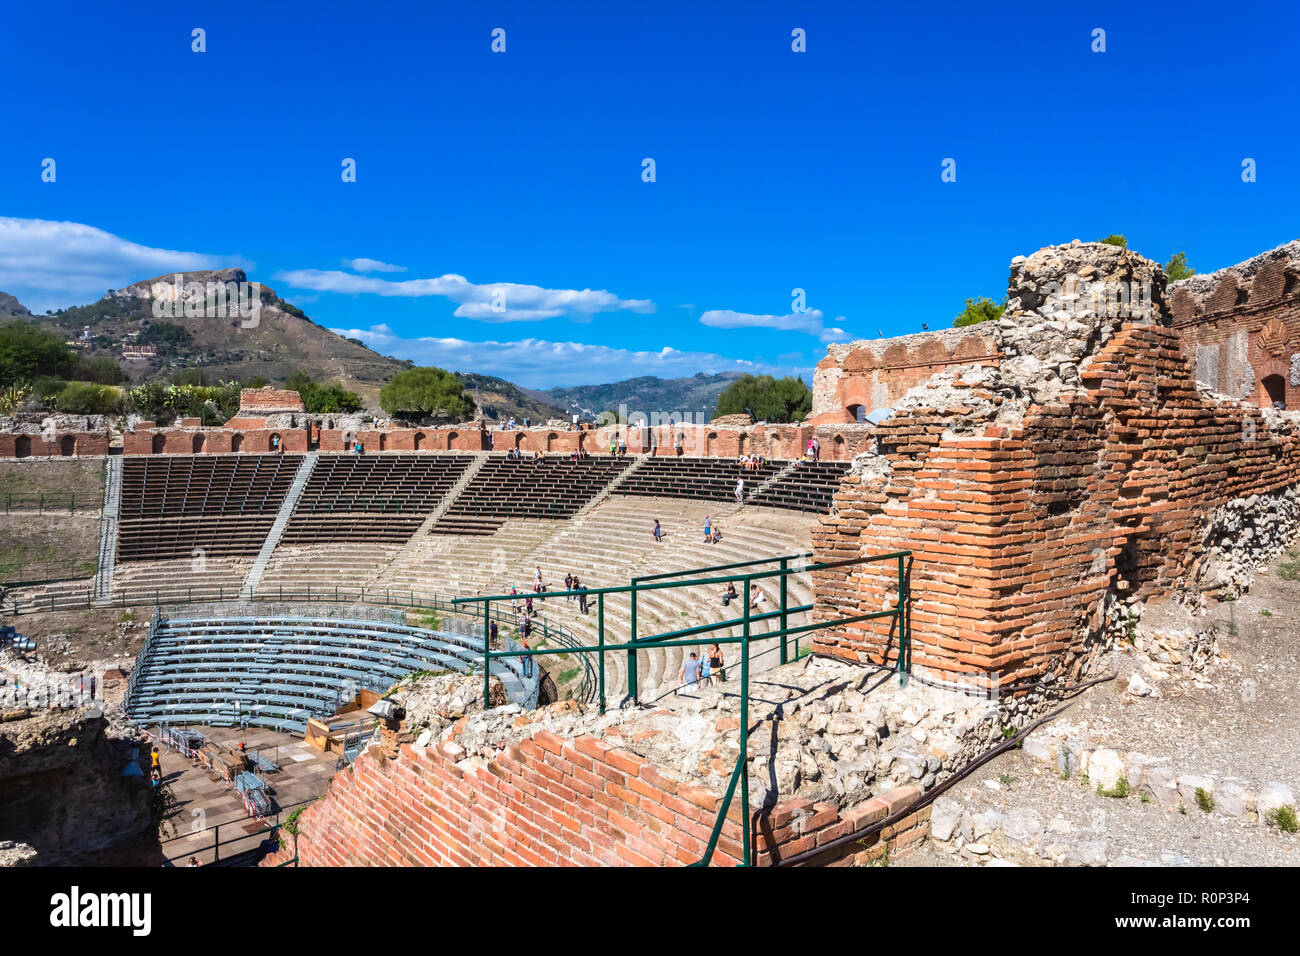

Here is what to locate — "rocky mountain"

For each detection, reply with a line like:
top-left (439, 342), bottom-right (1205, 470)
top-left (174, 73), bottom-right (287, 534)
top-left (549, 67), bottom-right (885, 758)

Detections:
top-left (33, 270), bottom-right (405, 406)
top-left (545, 372), bottom-right (745, 421)
top-left (20, 272), bottom-right (733, 425)
top-left (0, 292), bottom-right (32, 317)
top-left (456, 371), bottom-right (567, 424)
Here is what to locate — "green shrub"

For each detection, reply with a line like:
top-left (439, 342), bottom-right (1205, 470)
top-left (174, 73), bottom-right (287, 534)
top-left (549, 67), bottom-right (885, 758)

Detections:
top-left (1098, 776), bottom-right (1131, 799)
top-left (1195, 788), bottom-right (1214, 813)
top-left (1266, 805), bottom-right (1298, 833)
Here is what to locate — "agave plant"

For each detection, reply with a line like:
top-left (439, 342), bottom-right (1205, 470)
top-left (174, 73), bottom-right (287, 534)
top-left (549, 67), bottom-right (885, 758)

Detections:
top-left (0, 382), bottom-right (32, 416)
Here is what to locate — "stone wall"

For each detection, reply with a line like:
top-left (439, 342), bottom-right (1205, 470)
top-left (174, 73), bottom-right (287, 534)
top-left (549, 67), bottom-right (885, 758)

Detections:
top-left (1170, 240), bottom-right (1300, 407)
top-left (812, 242), bottom-right (1300, 686)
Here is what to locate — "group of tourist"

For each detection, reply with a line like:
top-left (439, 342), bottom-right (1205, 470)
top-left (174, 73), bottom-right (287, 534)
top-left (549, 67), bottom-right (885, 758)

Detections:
top-left (702, 515), bottom-right (722, 544)
top-left (737, 454), bottom-right (767, 471)
top-left (678, 644), bottom-right (726, 689)
top-left (560, 572), bottom-right (592, 614)
top-left (608, 436), bottom-right (629, 456)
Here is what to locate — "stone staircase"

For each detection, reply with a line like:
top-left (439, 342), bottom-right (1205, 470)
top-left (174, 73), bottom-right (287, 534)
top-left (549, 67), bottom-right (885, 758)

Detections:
top-left (93, 457), bottom-right (123, 606)
top-left (239, 453), bottom-right (318, 600)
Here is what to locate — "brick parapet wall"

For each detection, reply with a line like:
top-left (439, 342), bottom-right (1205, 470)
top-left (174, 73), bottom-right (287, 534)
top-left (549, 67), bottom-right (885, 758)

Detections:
top-left (263, 724), bottom-right (929, 868)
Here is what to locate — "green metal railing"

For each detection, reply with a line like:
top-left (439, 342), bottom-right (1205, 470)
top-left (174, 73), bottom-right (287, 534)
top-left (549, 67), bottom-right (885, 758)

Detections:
top-left (453, 548), bottom-right (912, 866)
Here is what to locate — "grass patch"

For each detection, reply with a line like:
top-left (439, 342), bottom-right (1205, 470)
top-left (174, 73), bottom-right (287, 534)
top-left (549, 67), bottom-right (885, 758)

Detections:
top-left (1097, 776), bottom-right (1131, 799)
top-left (1260, 609), bottom-right (1273, 617)
top-left (1266, 805), bottom-right (1299, 833)
top-left (999, 773), bottom-right (1015, 787)
top-left (1195, 787), bottom-right (1214, 813)
top-left (1278, 557), bottom-right (1300, 581)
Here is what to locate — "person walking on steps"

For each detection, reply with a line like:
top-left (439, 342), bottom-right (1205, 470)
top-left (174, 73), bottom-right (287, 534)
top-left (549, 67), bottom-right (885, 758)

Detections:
top-left (653, 519), bottom-right (662, 543)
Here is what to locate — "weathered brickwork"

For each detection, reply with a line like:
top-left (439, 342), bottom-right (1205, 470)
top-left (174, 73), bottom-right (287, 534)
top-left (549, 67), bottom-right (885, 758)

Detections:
top-left (261, 722), bottom-right (929, 868)
top-left (811, 327), bottom-right (1001, 425)
top-left (813, 320), bottom-right (1300, 685)
top-left (1170, 241), bottom-right (1300, 408)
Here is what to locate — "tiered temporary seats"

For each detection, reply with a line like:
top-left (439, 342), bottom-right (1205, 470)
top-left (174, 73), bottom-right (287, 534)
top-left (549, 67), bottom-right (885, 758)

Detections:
top-left (429, 457), bottom-right (631, 534)
top-left (616, 457), bottom-right (785, 504)
top-left (117, 456), bottom-right (299, 561)
top-left (750, 461), bottom-right (850, 513)
top-left (280, 455), bottom-right (472, 545)
top-left (124, 608), bottom-right (533, 732)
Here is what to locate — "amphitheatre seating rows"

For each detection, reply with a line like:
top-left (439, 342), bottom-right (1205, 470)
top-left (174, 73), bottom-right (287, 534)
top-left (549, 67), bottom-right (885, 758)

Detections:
top-left (120, 455), bottom-right (299, 517)
top-left (125, 613), bottom-right (531, 732)
top-left (616, 456), bottom-right (786, 504)
top-left (432, 456), bottom-right (631, 531)
top-left (371, 495), bottom-right (816, 702)
top-left (118, 456), bottom-right (300, 562)
top-left (279, 455), bottom-right (474, 545)
top-left (750, 461), bottom-right (850, 513)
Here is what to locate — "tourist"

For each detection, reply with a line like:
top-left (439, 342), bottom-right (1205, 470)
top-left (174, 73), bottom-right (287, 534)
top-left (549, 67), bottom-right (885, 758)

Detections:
top-left (509, 586), bottom-right (520, 614)
top-left (610, 437), bottom-right (617, 456)
top-left (186, 857), bottom-right (199, 868)
top-left (617, 435), bottom-right (627, 456)
top-left (270, 434), bottom-right (280, 452)
top-left (703, 514), bottom-right (712, 543)
top-left (525, 594), bottom-right (534, 617)
top-left (678, 652), bottom-right (701, 691)
top-left (653, 519), bottom-right (662, 543)
top-left (534, 567), bottom-right (543, 593)
top-left (708, 644), bottom-right (725, 683)
top-left (150, 748), bottom-right (161, 782)
top-left (578, 584), bottom-right (590, 615)
top-left (721, 582), bottom-right (737, 607)
top-left (750, 584), bottom-right (767, 627)
top-left (710, 521), bottom-right (722, 544)
top-left (489, 619), bottom-right (499, 648)
top-left (700, 651), bottom-right (712, 686)
top-left (564, 572), bottom-right (573, 597)
top-left (520, 636), bottom-right (533, 679)
top-left (734, 477), bottom-right (744, 503)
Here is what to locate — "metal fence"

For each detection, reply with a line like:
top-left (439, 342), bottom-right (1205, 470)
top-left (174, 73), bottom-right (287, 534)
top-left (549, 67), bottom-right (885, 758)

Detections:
top-left (454, 548), bottom-right (912, 866)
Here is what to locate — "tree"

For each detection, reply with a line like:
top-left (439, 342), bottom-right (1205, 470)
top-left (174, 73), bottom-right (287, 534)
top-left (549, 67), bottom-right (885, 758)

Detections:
top-left (713, 374), bottom-right (811, 423)
top-left (0, 320), bottom-right (76, 386)
top-left (953, 296), bottom-right (1006, 328)
top-left (378, 366), bottom-right (475, 421)
top-left (55, 382), bottom-right (121, 415)
top-left (1165, 252), bottom-right (1195, 282)
top-left (1099, 234), bottom-right (1128, 248)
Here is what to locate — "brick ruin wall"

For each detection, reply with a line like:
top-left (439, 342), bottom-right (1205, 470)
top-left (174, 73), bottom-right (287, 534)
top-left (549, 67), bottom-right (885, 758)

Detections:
top-left (812, 241), bottom-right (1300, 687)
top-left (263, 717), bottom-right (928, 868)
top-left (811, 326), bottom-right (1001, 425)
top-left (1170, 240), bottom-right (1300, 408)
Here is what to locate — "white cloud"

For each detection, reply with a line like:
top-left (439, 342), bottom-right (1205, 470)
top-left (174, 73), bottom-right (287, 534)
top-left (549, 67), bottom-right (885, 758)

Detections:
top-left (345, 257), bottom-right (407, 273)
top-left (700, 307), bottom-right (855, 343)
top-left (277, 268), bottom-right (655, 323)
top-left (329, 325), bottom-right (807, 390)
top-left (0, 216), bottom-right (244, 312)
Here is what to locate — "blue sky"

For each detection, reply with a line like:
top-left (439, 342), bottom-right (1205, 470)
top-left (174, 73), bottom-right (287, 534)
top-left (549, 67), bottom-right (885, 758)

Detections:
top-left (1, 0), bottom-right (1297, 388)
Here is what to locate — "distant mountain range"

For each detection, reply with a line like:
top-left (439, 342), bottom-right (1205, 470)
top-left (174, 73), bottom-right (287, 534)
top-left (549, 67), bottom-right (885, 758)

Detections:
top-left (8, 274), bottom-right (744, 423)
top-left (542, 373), bottom-right (745, 421)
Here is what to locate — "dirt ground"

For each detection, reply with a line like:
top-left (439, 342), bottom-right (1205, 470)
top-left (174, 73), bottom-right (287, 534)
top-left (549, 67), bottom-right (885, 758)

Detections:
top-left (4, 605), bottom-right (153, 674)
top-left (898, 546), bottom-right (1300, 867)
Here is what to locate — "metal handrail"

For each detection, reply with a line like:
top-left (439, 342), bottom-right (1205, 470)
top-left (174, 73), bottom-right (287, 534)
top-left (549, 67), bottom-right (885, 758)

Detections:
top-left (453, 547), bottom-right (912, 866)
